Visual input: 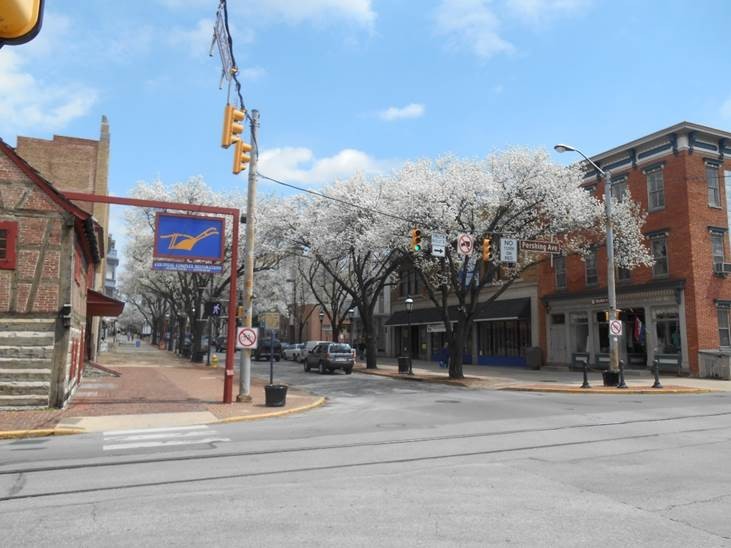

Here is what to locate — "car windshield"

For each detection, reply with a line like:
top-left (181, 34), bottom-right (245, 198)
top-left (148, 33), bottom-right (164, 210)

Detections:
top-left (328, 344), bottom-right (351, 353)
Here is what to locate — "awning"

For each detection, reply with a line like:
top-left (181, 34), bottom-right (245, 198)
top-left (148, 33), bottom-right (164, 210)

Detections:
top-left (385, 298), bottom-right (531, 327)
top-left (87, 289), bottom-right (125, 317)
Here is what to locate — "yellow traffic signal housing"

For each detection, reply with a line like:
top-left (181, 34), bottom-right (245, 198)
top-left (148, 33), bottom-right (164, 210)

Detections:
top-left (233, 139), bottom-right (253, 174)
top-left (221, 103), bottom-right (245, 148)
top-left (482, 237), bottom-right (493, 262)
top-left (410, 228), bottom-right (422, 252)
top-left (0, 0), bottom-right (44, 45)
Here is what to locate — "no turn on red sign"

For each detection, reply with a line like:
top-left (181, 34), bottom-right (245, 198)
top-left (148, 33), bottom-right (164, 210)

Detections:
top-left (237, 327), bottom-right (258, 349)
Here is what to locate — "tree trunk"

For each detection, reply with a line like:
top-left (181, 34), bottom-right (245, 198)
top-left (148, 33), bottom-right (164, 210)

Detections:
top-left (448, 322), bottom-right (465, 379)
top-left (361, 308), bottom-right (378, 369)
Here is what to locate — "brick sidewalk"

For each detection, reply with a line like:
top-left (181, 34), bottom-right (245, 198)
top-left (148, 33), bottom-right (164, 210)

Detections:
top-left (0, 342), bottom-right (323, 434)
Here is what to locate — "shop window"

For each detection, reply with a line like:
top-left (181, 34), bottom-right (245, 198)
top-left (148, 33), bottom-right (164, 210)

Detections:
top-left (0, 221), bottom-right (18, 270)
top-left (554, 255), bottom-right (566, 289)
top-left (645, 167), bottom-right (665, 211)
top-left (651, 236), bottom-right (668, 277)
top-left (656, 311), bottom-right (681, 353)
top-left (570, 313), bottom-right (589, 353)
top-left (718, 308), bottom-right (731, 348)
top-left (585, 249), bottom-right (598, 286)
top-left (595, 311), bottom-right (609, 354)
top-left (707, 162), bottom-right (721, 207)
top-left (478, 319), bottom-right (530, 357)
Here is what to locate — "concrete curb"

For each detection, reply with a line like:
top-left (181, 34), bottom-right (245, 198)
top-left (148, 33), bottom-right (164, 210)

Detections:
top-left (0, 427), bottom-right (85, 440)
top-left (500, 385), bottom-right (714, 395)
top-left (214, 396), bottom-right (327, 424)
top-left (355, 368), bottom-right (476, 387)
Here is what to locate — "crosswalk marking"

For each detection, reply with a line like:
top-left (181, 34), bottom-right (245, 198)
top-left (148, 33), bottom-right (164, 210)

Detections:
top-left (102, 425), bottom-right (230, 451)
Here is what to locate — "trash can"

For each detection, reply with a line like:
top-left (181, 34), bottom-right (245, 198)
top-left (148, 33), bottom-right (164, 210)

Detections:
top-left (397, 356), bottom-right (411, 373)
top-left (602, 371), bottom-right (620, 387)
top-left (265, 384), bottom-right (288, 407)
top-left (526, 347), bottom-right (542, 370)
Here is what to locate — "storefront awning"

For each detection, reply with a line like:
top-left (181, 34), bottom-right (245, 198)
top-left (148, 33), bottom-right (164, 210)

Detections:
top-left (385, 298), bottom-right (530, 327)
top-left (87, 288), bottom-right (125, 317)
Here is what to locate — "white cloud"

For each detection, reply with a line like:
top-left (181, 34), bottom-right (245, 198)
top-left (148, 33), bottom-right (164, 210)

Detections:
top-left (379, 103), bottom-right (425, 121)
top-left (240, 67), bottom-right (267, 81)
top-left (0, 17), bottom-right (98, 137)
top-left (168, 18), bottom-right (216, 57)
top-left (434, 0), bottom-right (514, 59)
top-left (506, 0), bottom-right (591, 25)
top-left (258, 147), bottom-right (390, 185)
top-left (722, 97), bottom-right (731, 119)
top-left (246, 0), bottom-right (375, 28)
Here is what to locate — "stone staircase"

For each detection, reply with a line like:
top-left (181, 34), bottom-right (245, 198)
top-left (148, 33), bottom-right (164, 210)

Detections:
top-left (0, 319), bottom-right (55, 409)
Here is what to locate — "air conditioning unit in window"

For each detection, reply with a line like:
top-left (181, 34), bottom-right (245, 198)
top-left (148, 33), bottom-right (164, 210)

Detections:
top-left (713, 263), bottom-right (731, 276)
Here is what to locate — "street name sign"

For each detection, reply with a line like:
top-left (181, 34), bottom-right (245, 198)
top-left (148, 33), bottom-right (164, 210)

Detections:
top-left (500, 238), bottom-right (518, 263)
top-left (237, 327), bottom-right (258, 349)
top-left (457, 233), bottom-right (474, 256)
top-left (520, 240), bottom-right (561, 254)
top-left (431, 233), bottom-right (446, 257)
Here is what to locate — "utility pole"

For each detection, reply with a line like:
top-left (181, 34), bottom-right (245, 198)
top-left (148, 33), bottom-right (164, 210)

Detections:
top-left (237, 109), bottom-right (259, 402)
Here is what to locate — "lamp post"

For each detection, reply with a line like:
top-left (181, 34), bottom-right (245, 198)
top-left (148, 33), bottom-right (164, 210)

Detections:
top-left (555, 143), bottom-right (619, 374)
top-left (319, 309), bottom-right (325, 341)
top-left (405, 296), bottom-right (414, 375)
top-left (348, 307), bottom-right (355, 348)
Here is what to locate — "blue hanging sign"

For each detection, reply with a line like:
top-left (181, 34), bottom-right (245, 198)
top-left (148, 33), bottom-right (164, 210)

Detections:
top-left (153, 213), bottom-right (225, 262)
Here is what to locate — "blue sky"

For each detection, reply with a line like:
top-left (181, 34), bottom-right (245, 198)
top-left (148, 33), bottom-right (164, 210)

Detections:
top-left (2, 0), bottom-right (731, 240)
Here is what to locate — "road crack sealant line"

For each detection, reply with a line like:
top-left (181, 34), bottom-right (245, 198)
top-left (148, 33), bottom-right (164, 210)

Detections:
top-left (2, 409), bottom-right (731, 477)
top-left (0, 430), bottom-right (683, 503)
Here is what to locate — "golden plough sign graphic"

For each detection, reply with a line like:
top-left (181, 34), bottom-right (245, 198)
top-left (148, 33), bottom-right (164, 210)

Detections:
top-left (153, 213), bottom-right (225, 264)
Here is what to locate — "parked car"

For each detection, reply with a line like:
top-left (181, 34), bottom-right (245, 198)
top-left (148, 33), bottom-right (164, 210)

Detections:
top-left (304, 343), bottom-right (354, 374)
top-left (283, 343), bottom-right (304, 361)
top-left (299, 340), bottom-right (328, 363)
top-left (254, 338), bottom-right (282, 361)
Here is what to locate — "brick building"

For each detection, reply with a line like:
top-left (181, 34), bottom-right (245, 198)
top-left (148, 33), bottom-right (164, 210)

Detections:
top-left (0, 139), bottom-right (123, 408)
top-left (539, 121), bottom-right (731, 376)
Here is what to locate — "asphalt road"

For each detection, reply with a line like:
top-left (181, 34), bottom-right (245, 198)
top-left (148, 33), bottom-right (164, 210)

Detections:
top-left (1, 359), bottom-right (731, 547)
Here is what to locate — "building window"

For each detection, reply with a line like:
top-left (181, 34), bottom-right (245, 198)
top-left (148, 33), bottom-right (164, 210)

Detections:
top-left (651, 236), bottom-right (668, 277)
top-left (570, 313), bottom-right (589, 353)
top-left (711, 232), bottom-right (725, 266)
top-left (610, 176), bottom-right (627, 202)
top-left (585, 249), bottom-right (598, 286)
top-left (0, 221), bottom-right (18, 270)
top-left (554, 255), bottom-right (566, 289)
top-left (646, 168), bottom-right (665, 211)
top-left (718, 307), bottom-right (731, 347)
top-left (656, 310), bottom-right (681, 353)
top-left (707, 162), bottom-right (721, 207)
top-left (618, 266), bottom-right (631, 281)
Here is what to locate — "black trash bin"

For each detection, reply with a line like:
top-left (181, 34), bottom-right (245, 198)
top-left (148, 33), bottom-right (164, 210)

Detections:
top-left (602, 371), bottom-right (620, 386)
top-left (265, 384), bottom-right (288, 407)
top-left (397, 356), bottom-right (411, 374)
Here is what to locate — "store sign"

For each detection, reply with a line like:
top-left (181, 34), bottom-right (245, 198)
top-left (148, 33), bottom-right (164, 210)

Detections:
top-left (427, 323), bottom-right (446, 333)
top-left (154, 213), bottom-right (225, 262)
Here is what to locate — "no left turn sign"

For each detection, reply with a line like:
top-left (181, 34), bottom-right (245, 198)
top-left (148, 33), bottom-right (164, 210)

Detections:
top-left (237, 327), bottom-right (258, 349)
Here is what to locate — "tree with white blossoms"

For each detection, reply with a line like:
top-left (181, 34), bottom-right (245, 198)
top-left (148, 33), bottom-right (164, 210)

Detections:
top-left (389, 149), bottom-right (652, 379)
top-left (283, 174), bottom-right (403, 369)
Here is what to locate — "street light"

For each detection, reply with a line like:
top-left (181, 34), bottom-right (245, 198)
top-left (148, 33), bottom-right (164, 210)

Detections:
top-left (319, 309), bottom-right (325, 341)
top-left (555, 142), bottom-right (619, 374)
top-left (405, 296), bottom-right (414, 375)
top-left (348, 307), bottom-right (356, 348)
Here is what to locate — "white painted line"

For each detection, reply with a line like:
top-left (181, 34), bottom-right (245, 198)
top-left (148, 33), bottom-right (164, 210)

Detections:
top-left (103, 425), bottom-right (210, 437)
top-left (75, 391), bottom-right (98, 397)
top-left (81, 383), bottom-right (116, 389)
top-left (104, 430), bottom-right (218, 442)
top-left (103, 437), bottom-right (231, 451)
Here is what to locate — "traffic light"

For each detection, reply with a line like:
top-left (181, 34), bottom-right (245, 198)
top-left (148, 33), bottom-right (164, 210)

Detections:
top-left (233, 139), bottom-right (253, 174)
top-left (410, 228), bottom-right (422, 252)
top-left (221, 103), bottom-right (245, 148)
top-left (0, 0), bottom-right (44, 46)
top-left (482, 236), bottom-right (493, 262)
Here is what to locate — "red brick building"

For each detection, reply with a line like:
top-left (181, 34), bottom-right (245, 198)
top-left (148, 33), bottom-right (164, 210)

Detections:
top-left (0, 139), bottom-right (123, 408)
top-left (540, 122), bottom-right (731, 376)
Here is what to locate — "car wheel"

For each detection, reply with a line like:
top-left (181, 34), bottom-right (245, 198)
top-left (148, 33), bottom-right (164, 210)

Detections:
top-left (345, 367), bottom-right (352, 375)
top-left (319, 361), bottom-right (325, 374)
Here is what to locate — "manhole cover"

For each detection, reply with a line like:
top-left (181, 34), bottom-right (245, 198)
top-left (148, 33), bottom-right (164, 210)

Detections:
top-left (435, 399), bottom-right (461, 404)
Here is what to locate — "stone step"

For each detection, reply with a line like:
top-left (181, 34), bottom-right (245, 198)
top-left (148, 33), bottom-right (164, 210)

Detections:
top-left (0, 394), bottom-right (49, 409)
top-left (0, 345), bottom-right (54, 359)
top-left (0, 332), bottom-right (55, 346)
top-left (0, 381), bottom-right (50, 396)
top-left (0, 368), bottom-right (52, 381)
top-left (0, 319), bottom-right (55, 332)
top-left (0, 357), bottom-right (53, 369)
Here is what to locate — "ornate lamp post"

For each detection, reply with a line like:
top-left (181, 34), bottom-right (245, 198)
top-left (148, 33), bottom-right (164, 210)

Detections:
top-left (405, 296), bottom-right (414, 375)
top-left (348, 307), bottom-right (355, 348)
top-left (319, 309), bottom-right (325, 341)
